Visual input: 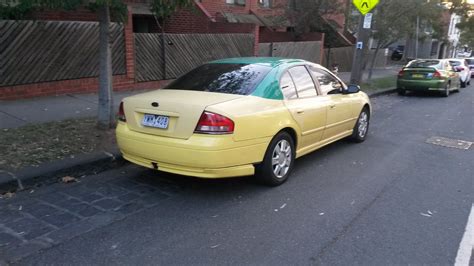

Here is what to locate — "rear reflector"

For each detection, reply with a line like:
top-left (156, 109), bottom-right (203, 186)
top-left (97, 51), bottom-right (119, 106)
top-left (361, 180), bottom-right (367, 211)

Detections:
top-left (195, 111), bottom-right (234, 134)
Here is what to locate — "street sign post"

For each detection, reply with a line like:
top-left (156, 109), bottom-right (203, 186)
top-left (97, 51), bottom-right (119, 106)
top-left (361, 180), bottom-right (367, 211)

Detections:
top-left (363, 13), bottom-right (373, 29)
top-left (350, 0), bottom-right (380, 85)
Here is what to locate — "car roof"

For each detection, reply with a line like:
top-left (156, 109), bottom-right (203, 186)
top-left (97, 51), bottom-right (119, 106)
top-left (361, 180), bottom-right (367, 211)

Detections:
top-left (210, 57), bottom-right (309, 68)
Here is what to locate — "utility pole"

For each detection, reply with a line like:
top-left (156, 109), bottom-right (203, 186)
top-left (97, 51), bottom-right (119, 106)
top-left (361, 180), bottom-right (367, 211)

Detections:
top-left (415, 15), bottom-right (419, 59)
top-left (350, 14), bottom-right (371, 85)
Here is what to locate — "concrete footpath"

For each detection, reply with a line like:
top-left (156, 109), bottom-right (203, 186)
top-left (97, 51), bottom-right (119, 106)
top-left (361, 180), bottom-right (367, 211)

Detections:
top-left (0, 90), bottom-right (149, 129)
top-left (0, 67), bottom-right (399, 129)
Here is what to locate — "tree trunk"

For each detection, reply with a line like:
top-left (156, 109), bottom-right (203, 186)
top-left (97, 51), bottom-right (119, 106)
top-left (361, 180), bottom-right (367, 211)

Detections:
top-left (368, 43), bottom-right (381, 82)
top-left (97, 5), bottom-right (114, 129)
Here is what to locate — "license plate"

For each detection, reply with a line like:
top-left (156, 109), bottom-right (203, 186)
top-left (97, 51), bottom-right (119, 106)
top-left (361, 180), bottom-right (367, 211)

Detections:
top-left (142, 114), bottom-right (169, 129)
top-left (412, 74), bottom-right (424, 78)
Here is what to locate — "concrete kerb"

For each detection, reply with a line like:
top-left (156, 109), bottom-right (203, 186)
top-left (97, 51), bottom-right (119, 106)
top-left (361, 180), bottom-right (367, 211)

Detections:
top-left (0, 150), bottom-right (122, 194)
top-left (366, 87), bottom-right (397, 97)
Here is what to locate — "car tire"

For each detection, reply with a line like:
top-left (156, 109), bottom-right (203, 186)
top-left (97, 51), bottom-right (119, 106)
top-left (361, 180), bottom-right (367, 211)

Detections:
top-left (460, 80), bottom-right (466, 88)
top-left (454, 82), bottom-right (460, 92)
top-left (442, 84), bottom-right (450, 97)
top-left (350, 108), bottom-right (370, 143)
top-left (256, 131), bottom-right (295, 186)
top-left (397, 89), bottom-right (406, 96)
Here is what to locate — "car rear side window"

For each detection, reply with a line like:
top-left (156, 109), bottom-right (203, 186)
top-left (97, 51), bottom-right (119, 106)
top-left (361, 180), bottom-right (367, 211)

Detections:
top-left (164, 63), bottom-right (271, 95)
top-left (288, 66), bottom-right (317, 98)
top-left (280, 72), bottom-right (298, 99)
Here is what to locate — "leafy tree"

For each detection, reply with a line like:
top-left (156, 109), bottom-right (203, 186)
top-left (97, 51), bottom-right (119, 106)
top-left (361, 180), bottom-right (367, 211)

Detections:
top-left (0, 0), bottom-right (192, 128)
top-left (282, 0), bottom-right (343, 45)
top-left (361, 0), bottom-right (445, 80)
top-left (450, 0), bottom-right (474, 48)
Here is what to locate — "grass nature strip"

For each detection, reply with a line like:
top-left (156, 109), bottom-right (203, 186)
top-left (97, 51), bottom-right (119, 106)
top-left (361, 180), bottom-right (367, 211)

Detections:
top-left (0, 118), bottom-right (116, 171)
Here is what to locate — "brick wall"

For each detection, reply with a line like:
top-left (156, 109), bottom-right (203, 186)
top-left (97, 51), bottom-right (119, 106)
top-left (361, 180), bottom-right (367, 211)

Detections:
top-left (164, 9), bottom-right (212, 33)
top-left (125, 7), bottom-right (135, 79)
top-left (0, 76), bottom-right (171, 101)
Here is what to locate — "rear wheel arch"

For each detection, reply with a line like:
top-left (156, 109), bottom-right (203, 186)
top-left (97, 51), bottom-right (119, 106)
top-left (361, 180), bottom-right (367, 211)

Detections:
top-left (279, 127), bottom-right (298, 150)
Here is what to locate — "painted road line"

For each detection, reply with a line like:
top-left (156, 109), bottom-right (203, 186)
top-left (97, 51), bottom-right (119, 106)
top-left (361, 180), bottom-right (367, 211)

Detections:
top-left (455, 204), bottom-right (474, 266)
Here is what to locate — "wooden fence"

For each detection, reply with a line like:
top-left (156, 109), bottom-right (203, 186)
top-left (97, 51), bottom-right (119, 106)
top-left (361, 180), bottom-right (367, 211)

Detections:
top-left (259, 41), bottom-right (323, 64)
top-left (0, 20), bottom-right (125, 87)
top-left (323, 47), bottom-right (388, 72)
top-left (135, 33), bottom-right (255, 82)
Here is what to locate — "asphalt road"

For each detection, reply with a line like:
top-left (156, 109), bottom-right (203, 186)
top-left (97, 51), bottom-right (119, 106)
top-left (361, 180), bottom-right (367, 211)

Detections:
top-left (1, 84), bottom-right (473, 265)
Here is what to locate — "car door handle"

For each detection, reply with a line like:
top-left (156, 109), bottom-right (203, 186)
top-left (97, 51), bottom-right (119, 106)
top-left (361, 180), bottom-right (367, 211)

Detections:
top-left (329, 104), bottom-right (336, 109)
top-left (296, 109), bottom-right (305, 114)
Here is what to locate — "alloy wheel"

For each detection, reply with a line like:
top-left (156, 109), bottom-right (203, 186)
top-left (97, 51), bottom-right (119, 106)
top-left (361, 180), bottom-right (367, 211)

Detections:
top-left (271, 139), bottom-right (292, 178)
top-left (358, 112), bottom-right (369, 138)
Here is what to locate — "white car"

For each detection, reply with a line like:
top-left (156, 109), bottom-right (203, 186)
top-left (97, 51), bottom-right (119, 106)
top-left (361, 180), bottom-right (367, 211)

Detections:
top-left (449, 59), bottom-right (471, 88)
top-left (466, 58), bottom-right (474, 78)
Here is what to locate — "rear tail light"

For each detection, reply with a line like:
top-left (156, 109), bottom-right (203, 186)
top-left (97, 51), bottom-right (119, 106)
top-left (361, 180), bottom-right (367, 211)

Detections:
top-left (118, 101), bottom-right (126, 122)
top-left (433, 71), bottom-right (442, 79)
top-left (398, 69), bottom-right (405, 77)
top-left (195, 111), bottom-right (234, 134)
top-left (457, 67), bottom-right (465, 71)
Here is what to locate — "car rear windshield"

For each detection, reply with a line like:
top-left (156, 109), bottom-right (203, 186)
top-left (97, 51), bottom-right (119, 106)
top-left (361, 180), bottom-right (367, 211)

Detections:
top-left (164, 63), bottom-right (272, 95)
top-left (407, 60), bottom-right (442, 69)
top-left (449, 60), bottom-right (461, 66)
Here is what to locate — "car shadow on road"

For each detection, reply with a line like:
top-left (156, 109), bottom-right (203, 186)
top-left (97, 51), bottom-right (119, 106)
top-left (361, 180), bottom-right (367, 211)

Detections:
top-left (400, 90), bottom-right (461, 98)
top-left (127, 139), bottom-right (352, 198)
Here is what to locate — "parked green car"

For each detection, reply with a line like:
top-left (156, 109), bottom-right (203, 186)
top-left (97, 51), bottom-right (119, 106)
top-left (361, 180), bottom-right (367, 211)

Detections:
top-left (397, 59), bottom-right (461, 97)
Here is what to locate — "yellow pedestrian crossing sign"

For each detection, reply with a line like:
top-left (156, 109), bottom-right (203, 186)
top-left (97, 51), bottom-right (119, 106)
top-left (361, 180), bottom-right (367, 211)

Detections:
top-left (353, 0), bottom-right (379, 15)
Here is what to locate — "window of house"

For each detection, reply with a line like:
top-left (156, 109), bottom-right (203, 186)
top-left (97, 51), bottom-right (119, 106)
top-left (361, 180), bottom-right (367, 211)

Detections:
top-left (288, 66), bottom-right (317, 98)
top-left (309, 67), bottom-right (343, 95)
top-left (258, 0), bottom-right (272, 8)
top-left (226, 0), bottom-right (246, 6)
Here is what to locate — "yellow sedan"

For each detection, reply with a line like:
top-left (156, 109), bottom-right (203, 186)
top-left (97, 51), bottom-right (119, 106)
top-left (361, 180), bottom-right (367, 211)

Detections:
top-left (116, 58), bottom-right (371, 186)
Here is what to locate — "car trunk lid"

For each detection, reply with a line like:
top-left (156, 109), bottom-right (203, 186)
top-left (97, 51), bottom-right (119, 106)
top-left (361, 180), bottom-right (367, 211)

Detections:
top-left (401, 67), bottom-right (439, 79)
top-left (123, 90), bottom-right (243, 139)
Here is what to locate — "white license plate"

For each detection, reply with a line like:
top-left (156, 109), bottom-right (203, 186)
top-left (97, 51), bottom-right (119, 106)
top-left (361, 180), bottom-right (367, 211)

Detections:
top-left (142, 114), bottom-right (169, 129)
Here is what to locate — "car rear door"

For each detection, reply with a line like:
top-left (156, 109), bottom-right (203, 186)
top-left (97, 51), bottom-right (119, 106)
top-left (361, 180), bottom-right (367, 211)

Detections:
top-left (281, 66), bottom-right (328, 149)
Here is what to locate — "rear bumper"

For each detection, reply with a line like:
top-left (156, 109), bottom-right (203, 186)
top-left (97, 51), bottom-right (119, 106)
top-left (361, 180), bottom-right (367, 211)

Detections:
top-left (122, 152), bottom-right (254, 178)
top-left (116, 123), bottom-right (270, 178)
top-left (397, 79), bottom-right (447, 90)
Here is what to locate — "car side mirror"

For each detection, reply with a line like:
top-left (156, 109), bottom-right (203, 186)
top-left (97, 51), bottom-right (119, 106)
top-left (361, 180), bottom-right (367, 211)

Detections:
top-left (343, 84), bottom-right (360, 94)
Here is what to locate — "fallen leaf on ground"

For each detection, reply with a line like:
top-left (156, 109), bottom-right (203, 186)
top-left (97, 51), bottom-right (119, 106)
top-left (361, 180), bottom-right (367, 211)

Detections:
top-left (1, 192), bottom-right (15, 199)
top-left (61, 176), bottom-right (77, 183)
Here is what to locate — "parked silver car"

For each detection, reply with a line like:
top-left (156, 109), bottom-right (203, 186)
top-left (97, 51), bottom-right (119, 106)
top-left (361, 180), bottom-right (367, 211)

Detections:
top-left (449, 59), bottom-right (471, 88)
top-left (466, 58), bottom-right (474, 78)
